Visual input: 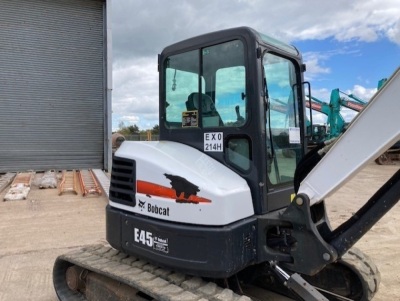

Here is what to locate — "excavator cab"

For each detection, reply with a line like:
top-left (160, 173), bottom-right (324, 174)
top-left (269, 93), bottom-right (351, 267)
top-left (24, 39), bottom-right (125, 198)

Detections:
top-left (106, 27), bottom-right (312, 280)
top-left (160, 27), bottom-right (307, 214)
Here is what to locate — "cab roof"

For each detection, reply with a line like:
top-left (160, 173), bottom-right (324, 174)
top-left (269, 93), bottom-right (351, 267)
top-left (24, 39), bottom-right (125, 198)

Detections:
top-left (161, 26), bottom-right (299, 57)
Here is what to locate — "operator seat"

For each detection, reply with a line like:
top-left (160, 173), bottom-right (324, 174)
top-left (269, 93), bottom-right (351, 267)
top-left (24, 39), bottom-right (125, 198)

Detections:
top-left (186, 93), bottom-right (223, 127)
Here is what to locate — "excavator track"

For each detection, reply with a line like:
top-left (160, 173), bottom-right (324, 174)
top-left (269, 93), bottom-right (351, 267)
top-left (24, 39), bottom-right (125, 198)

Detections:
top-left (53, 244), bottom-right (251, 301)
top-left (340, 248), bottom-right (380, 300)
top-left (303, 247), bottom-right (380, 301)
top-left (54, 244), bottom-right (380, 301)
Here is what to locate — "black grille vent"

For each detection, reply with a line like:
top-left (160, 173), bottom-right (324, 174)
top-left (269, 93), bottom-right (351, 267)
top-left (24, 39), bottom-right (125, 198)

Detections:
top-left (110, 156), bottom-right (136, 207)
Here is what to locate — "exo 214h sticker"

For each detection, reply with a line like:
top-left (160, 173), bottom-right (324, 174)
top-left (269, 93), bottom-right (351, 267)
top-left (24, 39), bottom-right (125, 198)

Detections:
top-left (204, 132), bottom-right (223, 152)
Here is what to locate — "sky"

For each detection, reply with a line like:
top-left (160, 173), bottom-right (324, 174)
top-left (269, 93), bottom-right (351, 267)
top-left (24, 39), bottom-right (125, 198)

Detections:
top-left (111, 0), bottom-right (400, 130)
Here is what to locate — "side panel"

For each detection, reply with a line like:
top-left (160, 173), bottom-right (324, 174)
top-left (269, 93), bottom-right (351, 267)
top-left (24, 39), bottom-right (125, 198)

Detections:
top-left (106, 205), bottom-right (257, 278)
top-left (110, 141), bottom-right (254, 226)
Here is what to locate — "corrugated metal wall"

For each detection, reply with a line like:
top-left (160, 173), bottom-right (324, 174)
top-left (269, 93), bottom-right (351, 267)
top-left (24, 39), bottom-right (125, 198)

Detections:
top-left (0, 0), bottom-right (107, 172)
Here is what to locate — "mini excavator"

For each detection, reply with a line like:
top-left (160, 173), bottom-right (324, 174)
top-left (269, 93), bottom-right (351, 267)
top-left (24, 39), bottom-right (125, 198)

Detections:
top-left (53, 27), bottom-right (400, 301)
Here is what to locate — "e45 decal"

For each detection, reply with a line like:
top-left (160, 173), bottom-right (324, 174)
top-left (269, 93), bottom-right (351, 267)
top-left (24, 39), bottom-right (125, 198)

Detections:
top-left (134, 228), bottom-right (152, 247)
top-left (134, 228), bottom-right (169, 253)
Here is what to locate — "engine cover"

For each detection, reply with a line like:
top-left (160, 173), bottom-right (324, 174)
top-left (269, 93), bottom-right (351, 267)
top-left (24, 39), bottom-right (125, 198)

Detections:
top-left (109, 141), bottom-right (254, 226)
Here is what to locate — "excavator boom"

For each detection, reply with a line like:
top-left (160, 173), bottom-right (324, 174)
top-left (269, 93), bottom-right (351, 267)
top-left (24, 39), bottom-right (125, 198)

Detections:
top-left (298, 67), bottom-right (400, 205)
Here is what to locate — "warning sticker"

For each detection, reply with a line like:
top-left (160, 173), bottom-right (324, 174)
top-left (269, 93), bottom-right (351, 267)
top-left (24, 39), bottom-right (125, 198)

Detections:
top-left (182, 111), bottom-right (198, 127)
top-left (289, 127), bottom-right (300, 144)
top-left (153, 236), bottom-right (169, 253)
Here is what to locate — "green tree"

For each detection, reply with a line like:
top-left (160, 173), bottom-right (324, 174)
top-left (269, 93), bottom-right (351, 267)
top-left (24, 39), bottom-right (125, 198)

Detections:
top-left (117, 122), bottom-right (140, 136)
top-left (151, 124), bottom-right (159, 135)
top-left (126, 124), bottom-right (139, 134)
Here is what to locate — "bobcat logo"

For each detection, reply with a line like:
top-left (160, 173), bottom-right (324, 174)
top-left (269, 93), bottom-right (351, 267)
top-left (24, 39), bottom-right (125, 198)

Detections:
top-left (139, 200), bottom-right (146, 210)
top-left (136, 176), bottom-right (211, 205)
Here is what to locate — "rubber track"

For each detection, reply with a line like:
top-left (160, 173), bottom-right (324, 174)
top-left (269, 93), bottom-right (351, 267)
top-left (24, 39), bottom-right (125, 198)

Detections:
top-left (340, 247), bottom-right (381, 301)
top-left (53, 244), bottom-right (252, 301)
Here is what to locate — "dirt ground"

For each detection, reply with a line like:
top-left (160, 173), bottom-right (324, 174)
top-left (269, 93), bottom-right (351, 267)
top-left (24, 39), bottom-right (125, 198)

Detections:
top-left (0, 164), bottom-right (399, 301)
top-left (0, 174), bottom-right (108, 301)
top-left (325, 163), bottom-right (400, 300)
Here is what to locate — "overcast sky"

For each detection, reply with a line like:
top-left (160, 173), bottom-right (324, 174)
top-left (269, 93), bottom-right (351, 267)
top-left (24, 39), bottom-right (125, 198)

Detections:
top-left (111, 0), bottom-right (400, 130)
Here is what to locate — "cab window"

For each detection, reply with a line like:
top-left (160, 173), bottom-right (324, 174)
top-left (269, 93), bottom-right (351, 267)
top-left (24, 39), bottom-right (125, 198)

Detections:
top-left (164, 40), bottom-right (247, 128)
top-left (264, 53), bottom-right (302, 185)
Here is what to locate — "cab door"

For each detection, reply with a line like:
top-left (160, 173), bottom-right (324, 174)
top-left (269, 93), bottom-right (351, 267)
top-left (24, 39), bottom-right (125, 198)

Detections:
top-left (263, 52), bottom-right (304, 208)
